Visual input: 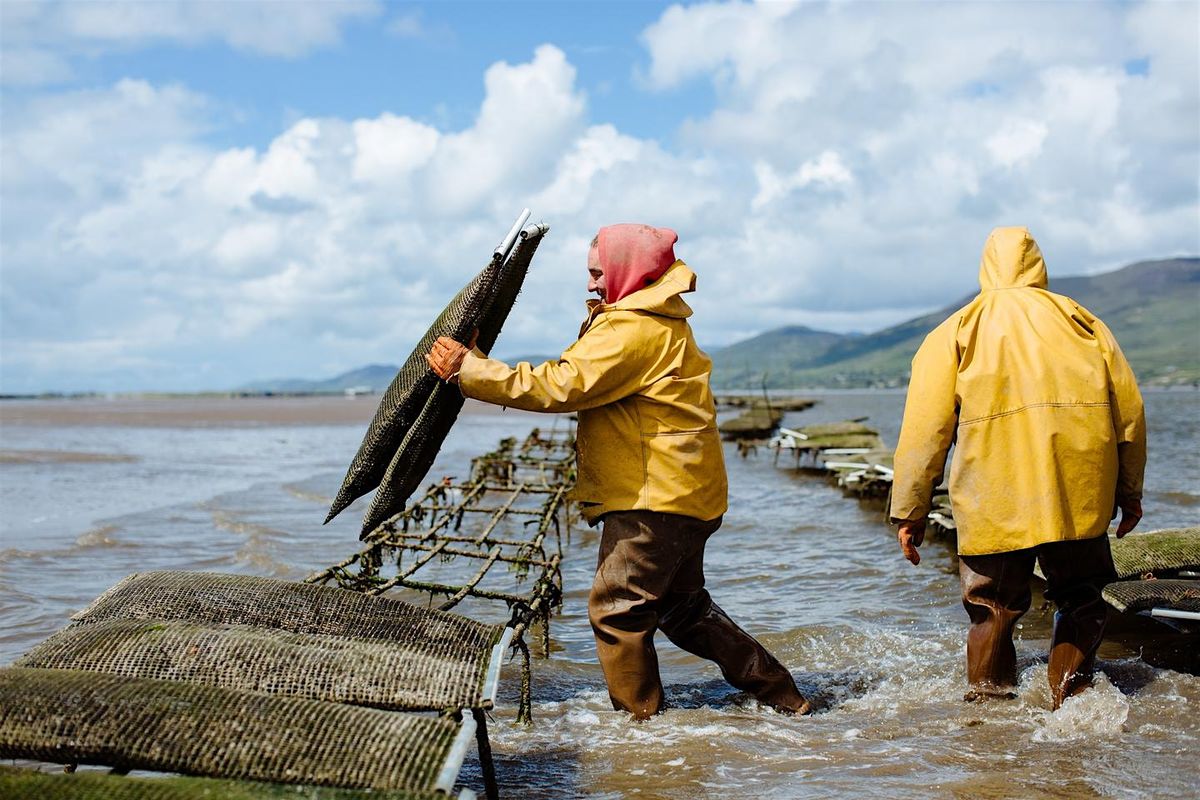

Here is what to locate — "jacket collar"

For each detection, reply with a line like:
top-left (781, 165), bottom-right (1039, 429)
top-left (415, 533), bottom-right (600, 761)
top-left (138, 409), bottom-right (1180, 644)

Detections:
top-left (582, 261), bottom-right (695, 329)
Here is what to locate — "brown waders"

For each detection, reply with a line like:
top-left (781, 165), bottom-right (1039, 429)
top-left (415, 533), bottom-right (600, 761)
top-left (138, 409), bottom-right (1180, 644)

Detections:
top-left (958, 534), bottom-right (1116, 709)
top-left (588, 510), bottom-right (811, 719)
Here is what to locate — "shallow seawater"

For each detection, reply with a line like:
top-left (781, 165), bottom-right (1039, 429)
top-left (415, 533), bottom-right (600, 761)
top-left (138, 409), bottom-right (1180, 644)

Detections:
top-left (1, 391), bottom-right (1197, 799)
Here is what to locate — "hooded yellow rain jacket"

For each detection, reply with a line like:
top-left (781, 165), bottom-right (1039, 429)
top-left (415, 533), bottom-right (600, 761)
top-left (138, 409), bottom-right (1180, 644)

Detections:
top-left (458, 261), bottom-right (728, 525)
top-left (889, 227), bottom-right (1147, 556)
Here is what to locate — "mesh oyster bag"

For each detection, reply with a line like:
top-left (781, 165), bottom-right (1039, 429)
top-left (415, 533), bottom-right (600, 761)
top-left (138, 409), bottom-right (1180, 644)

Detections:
top-left (328, 221), bottom-right (548, 528)
top-left (71, 570), bottom-right (504, 651)
top-left (17, 615), bottom-right (502, 712)
top-left (357, 225), bottom-right (548, 536)
top-left (0, 668), bottom-right (469, 792)
top-left (0, 765), bottom-right (469, 800)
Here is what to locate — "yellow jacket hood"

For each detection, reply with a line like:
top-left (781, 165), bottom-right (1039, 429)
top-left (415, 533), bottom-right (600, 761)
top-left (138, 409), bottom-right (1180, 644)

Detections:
top-left (978, 226), bottom-right (1048, 291)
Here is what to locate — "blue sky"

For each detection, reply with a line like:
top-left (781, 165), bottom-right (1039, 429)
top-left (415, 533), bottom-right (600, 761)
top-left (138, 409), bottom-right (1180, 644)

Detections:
top-left (1, 0), bottom-right (1197, 393)
top-left (49, 3), bottom-right (709, 147)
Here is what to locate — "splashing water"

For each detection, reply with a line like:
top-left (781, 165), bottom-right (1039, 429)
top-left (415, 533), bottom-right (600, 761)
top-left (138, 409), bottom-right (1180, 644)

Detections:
top-left (1030, 670), bottom-right (1131, 743)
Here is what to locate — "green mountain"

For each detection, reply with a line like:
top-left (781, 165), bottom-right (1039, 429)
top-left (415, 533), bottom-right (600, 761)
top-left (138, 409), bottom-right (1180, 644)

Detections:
top-left (237, 364), bottom-right (398, 394)
top-left (709, 326), bottom-right (852, 388)
top-left (709, 257), bottom-right (1200, 389)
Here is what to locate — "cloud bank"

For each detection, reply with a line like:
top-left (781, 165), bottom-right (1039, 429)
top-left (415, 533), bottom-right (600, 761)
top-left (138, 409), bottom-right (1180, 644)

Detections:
top-left (1, 1), bottom-right (1196, 392)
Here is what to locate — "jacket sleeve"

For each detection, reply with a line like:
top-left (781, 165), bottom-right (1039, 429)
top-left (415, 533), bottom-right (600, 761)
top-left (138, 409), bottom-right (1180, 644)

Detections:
top-left (889, 318), bottom-right (961, 524)
top-left (1094, 318), bottom-right (1146, 504)
top-left (457, 311), bottom-right (663, 413)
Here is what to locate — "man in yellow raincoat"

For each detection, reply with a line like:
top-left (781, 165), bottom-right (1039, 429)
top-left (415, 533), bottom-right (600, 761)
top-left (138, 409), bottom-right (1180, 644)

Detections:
top-left (890, 226), bottom-right (1146, 709)
top-left (427, 223), bottom-right (811, 719)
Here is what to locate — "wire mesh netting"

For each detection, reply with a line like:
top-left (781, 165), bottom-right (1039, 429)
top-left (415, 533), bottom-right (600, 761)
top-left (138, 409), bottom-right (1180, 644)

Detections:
top-left (309, 424), bottom-right (576, 722)
top-left (0, 766), bottom-right (470, 800)
top-left (329, 223), bottom-right (548, 531)
top-left (17, 616), bottom-right (500, 712)
top-left (72, 570), bottom-right (505, 654)
top-left (361, 226), bottom-right (549, 536)
top-left (1109, 527), bottom-right (1200, 579)
top-left (0, 668), bottom-right (465, 792)
top-left (1102, 579), bottom-right (1200, 614)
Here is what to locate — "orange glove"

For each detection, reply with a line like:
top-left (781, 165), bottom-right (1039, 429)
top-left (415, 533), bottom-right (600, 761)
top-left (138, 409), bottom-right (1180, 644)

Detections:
top-left (898, 518), bottom-right (926, 566)
top-left (425, 331), bottom-right (477, 384)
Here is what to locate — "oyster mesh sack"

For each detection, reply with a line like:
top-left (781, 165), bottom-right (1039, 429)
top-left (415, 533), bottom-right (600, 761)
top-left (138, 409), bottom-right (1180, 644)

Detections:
top-left (0, 668), bottom-right (466, 792)
top-left (0, 765), bottom-right (465, 800)
top-left (71, 570), bottom-right (504, 649)
top-left (17, 615), bottom-right (501, 712)
top-left (358, 225), bottom-right (548, 536)
top-left (327, 219), bottom-right (548, 532)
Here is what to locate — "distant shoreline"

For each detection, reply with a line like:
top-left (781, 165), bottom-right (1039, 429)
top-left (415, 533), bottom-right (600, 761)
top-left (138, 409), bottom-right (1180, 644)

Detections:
top-left (0, 395), bottom-right (547, 428)
top-left (3, 383), bottom-right (1195, 404)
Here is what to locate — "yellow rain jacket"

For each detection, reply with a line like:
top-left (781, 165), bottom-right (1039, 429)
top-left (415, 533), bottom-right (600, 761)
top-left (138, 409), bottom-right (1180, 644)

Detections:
top-left (890, 227), bottom-right (1146, 556)
top-left (458, 261), bottom-right (728, 525)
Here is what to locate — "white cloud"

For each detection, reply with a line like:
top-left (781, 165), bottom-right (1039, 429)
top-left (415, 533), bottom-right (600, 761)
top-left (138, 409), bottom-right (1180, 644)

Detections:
top-left (0, 0), bottom-right (380, 85)
top-left (426, 45), bottom-right (587, 213)
top-left (213, 222), bottom-right (282, 270)
top-left (752, 151), bottom-right (853, 210)
top-left (385, 10), bottom-right (424, 39)
top-left (0, 45), bottom-right (73, 86)
top-left (255, 119), bottom-right (326, 201)
top-left (352, 114), bottom-right (440, 183)
top-left (3, 79), bottom-right (211, 200)
top-left (1, 2), bottom-right (1197, 393)
top-left (531, 125), bottom-right (645, 215)
top-left (639, 0), bottom-right (1197, 312)
top-left (1, 45), bottom-right (618, 391)
top-left (986, 119), bottom-right (1049, 169)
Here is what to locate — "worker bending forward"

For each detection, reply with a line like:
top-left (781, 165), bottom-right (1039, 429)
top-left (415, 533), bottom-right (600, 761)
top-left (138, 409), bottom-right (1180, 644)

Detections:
top-left (890, 226), bottom-right (1146, 709)
top-left (428, 223), bottom-right (810, 719)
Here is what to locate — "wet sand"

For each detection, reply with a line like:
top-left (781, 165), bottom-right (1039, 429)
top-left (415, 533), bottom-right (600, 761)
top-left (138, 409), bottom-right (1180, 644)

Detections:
top-left (0, 449), bottom-right (139, 464)
top-left (0, 395), bottom-right (514, 427)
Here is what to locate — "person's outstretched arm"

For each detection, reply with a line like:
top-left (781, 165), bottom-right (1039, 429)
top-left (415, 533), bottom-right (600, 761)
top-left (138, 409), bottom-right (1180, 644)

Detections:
top-left (429, 311), bottom-right (662, 414)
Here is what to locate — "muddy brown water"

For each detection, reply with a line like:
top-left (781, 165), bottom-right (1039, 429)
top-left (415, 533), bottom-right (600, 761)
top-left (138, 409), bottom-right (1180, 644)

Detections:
top-left (1, 391), bottom-right (1197, 798)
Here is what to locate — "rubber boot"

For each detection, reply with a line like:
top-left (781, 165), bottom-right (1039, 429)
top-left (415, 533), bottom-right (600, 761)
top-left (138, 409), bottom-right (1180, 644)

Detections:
top-left (661, 593), bottom-right (811, 714)
top-left (958, 549), bottom-right (1035, 700)
top-left (1036, 536), bottom-right (1116, 709)
top-left (589, 511), bottom-right (810, 717)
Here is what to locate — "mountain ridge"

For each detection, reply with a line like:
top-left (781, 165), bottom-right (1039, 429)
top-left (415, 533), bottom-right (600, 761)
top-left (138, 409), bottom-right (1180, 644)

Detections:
top-left (238, 257), bottom-right (1200, 393)
top-left (711, 257), bottom-right (1199, 388)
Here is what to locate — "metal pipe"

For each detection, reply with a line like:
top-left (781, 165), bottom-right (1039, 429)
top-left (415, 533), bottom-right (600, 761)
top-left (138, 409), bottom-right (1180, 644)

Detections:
top-left (494, 208), bottom-right (532, 261)
top-left (482, 627), bottom-right (515, 708)
top-left (474, 485), bottom-right (529, 544)
top-left (391, 542), bottom-right (553, 566)
top-left (1148, 607), bottom-right (1200, 622)
top-left (434, 713), bottom-right (478, 795)
top-left (378, 531), bottom-right (549, 548)
top-left (374, 577), bottom-right (529, 604)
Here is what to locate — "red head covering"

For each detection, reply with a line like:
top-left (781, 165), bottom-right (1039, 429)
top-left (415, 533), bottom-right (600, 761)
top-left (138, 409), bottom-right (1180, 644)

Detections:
top-left (596, 223), bottom-right (679, 303)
